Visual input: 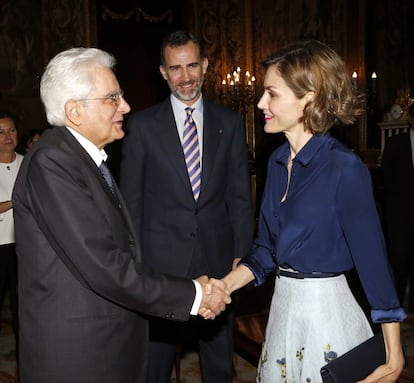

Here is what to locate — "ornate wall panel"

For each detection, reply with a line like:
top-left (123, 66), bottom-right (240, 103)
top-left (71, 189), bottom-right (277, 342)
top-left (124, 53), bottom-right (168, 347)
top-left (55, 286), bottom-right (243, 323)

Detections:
top-left (198, 0), bottom-right (253, 102)
top-left (0, 0), bottom-right (42, 94)
top-left (42, 0), bottom-right (97, 63)
top-left (0, 0), bottom-right (96, 135)
top-left (197, 0), bottom-right (352, 102)
top-left (95, 0), bottom-right (188, 113)
top-left (0, 0), bottom-right (44, 129)
top-left (373, 1), bottom-right (413, 114)
top-left (194, 0), bottom-right (365, 205)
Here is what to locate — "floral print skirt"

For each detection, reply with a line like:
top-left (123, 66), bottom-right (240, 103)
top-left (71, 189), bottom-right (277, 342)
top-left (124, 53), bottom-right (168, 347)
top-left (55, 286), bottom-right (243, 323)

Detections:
top-left (257, 273), bottom-right (373, 383)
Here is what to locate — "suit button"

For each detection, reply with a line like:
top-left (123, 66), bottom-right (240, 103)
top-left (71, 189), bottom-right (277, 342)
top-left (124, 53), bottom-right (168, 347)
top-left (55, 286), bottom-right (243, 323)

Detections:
top-left (129, 240), bottom-right (135, 248)
top-left (190, 232), bottom-right (196, 237)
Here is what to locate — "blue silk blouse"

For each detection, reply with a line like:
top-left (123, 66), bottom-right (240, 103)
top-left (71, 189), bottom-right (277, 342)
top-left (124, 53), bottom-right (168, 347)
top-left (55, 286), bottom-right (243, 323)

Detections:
top-left (241, 133), bottom-right (406, 323)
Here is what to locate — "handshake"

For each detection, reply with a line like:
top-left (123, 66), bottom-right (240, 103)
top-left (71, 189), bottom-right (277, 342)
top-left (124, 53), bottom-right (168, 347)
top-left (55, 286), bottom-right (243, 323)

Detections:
top-left (195, 275), bottom-right (231, 320)
top-left (194, 262), bottom-right (253, 320)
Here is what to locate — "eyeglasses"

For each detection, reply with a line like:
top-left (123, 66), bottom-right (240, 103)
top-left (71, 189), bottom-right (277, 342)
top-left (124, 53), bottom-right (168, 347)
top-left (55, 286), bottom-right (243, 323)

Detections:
top-left (78, 90), bottom-right (124, 106)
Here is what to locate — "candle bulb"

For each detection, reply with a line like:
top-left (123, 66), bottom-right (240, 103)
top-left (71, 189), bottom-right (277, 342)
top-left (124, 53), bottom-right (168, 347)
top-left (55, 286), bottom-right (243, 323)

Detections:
top-left (371, 72), bottom-right (377, 94)
top-left (352, 71), bottom-right (358, 90)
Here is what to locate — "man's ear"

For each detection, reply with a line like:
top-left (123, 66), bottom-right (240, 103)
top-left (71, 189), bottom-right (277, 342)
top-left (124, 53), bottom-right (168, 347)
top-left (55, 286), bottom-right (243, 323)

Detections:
top-left (202, 57), bottom-right (209, 75)
top-left (65, 100), bottom-right (82, 126)
top-left (159, 65), bottom-right (168, 80)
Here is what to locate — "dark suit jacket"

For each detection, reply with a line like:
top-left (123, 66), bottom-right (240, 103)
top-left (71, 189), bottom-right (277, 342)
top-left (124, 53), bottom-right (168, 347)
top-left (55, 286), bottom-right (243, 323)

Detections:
top-left (382, 131), bottom-right (414, 237)
top-left (12, 127), bottom-right (196, 383)
top-left (120, 98), bottom-right (254, 279)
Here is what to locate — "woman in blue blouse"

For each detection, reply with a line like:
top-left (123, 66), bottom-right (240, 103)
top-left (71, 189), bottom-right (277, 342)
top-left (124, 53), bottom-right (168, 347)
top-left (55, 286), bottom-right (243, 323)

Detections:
top-left (218, 41), bottom-right (406, 382)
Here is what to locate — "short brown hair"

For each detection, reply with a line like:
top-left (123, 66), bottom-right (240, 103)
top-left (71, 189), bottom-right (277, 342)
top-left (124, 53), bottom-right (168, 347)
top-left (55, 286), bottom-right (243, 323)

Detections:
top-left (160, 30), bottom-right (204, 66)
top-left (262, 40), bottom-right (364, 134)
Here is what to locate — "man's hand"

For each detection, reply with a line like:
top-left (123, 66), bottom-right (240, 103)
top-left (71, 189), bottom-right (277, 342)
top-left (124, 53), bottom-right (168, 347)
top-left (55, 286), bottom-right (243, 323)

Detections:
top-left (196, 276), bottom-right (231, 320)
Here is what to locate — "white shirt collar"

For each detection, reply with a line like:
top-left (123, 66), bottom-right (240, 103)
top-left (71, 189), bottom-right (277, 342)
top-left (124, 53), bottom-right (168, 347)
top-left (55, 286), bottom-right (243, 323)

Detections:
top-left (170, 94), bottom-right (203, 115)
top-left (65, 126), bottom-right (108, 167)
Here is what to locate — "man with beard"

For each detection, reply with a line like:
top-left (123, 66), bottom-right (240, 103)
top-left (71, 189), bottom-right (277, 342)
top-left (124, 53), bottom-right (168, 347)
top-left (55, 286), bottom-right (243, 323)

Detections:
top-left (120, 31), bottom-right (254, 383)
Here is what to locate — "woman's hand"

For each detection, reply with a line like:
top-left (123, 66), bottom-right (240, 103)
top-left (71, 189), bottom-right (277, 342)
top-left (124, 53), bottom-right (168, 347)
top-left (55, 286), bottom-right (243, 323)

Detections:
top-left (357, 322), bottom-right (405, 383)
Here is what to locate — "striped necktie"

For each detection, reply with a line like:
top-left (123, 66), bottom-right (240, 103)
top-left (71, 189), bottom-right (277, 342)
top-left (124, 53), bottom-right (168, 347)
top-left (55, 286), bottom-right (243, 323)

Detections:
top-left (183, 107), bottom-right (201, 201)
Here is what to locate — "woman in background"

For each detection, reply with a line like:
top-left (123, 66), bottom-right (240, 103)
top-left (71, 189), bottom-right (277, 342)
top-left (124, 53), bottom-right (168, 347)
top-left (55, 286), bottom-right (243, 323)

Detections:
top-left (0, 111), bottom-right (23, 355)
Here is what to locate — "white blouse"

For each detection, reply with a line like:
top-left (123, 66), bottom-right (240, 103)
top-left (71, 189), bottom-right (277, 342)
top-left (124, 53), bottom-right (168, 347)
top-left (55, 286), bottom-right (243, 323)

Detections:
top-left (0, 153), bottom-right (23, 245)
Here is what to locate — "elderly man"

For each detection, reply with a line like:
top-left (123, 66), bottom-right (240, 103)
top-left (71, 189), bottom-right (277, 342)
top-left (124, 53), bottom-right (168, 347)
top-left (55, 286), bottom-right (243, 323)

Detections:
top-left (12, 47), bottom-right (229, 383)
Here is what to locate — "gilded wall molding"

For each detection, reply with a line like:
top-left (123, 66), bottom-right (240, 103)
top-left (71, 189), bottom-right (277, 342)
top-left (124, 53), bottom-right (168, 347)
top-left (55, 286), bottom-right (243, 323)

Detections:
top-left (101, 5), bottom-right (173, 24)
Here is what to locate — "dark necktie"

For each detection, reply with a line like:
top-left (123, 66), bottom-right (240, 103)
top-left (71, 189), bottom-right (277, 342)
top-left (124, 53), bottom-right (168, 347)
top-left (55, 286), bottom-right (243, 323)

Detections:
top-left (183, 107), bottom-right (201, 201)
top-left (99, 161), bottom-right (115, 194)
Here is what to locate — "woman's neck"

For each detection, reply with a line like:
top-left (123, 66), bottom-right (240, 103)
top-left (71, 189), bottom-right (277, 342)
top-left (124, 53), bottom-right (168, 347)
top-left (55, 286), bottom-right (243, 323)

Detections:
top-left (285, 130), bottom-right (313, 159)
top-left (0, 151), bottom-right (16, 164)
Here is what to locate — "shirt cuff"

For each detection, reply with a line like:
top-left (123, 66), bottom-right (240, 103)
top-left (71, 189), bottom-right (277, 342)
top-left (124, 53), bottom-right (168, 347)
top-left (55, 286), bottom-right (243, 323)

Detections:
top-left (371, 307), bottom-right (407, 323)
top-left (190, 280), bottom-right (202, 316)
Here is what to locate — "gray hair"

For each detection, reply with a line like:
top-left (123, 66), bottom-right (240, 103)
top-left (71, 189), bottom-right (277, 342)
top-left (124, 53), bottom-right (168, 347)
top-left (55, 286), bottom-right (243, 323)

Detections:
top-left (40, 47), bottom-right (116, 126)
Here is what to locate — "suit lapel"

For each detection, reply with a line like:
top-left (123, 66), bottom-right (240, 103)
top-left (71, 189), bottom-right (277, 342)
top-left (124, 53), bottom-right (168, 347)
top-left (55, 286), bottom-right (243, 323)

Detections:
top-left (153, 100), bottom-right (196, 199)
top-left (59, 128), bottom-right (118, 202)
top-left (200, 100), bottom-right (221, 193)
top-left (57, 127), bottom-right (137, 237)
top-left (152, 99), bottom-right (223, 202)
